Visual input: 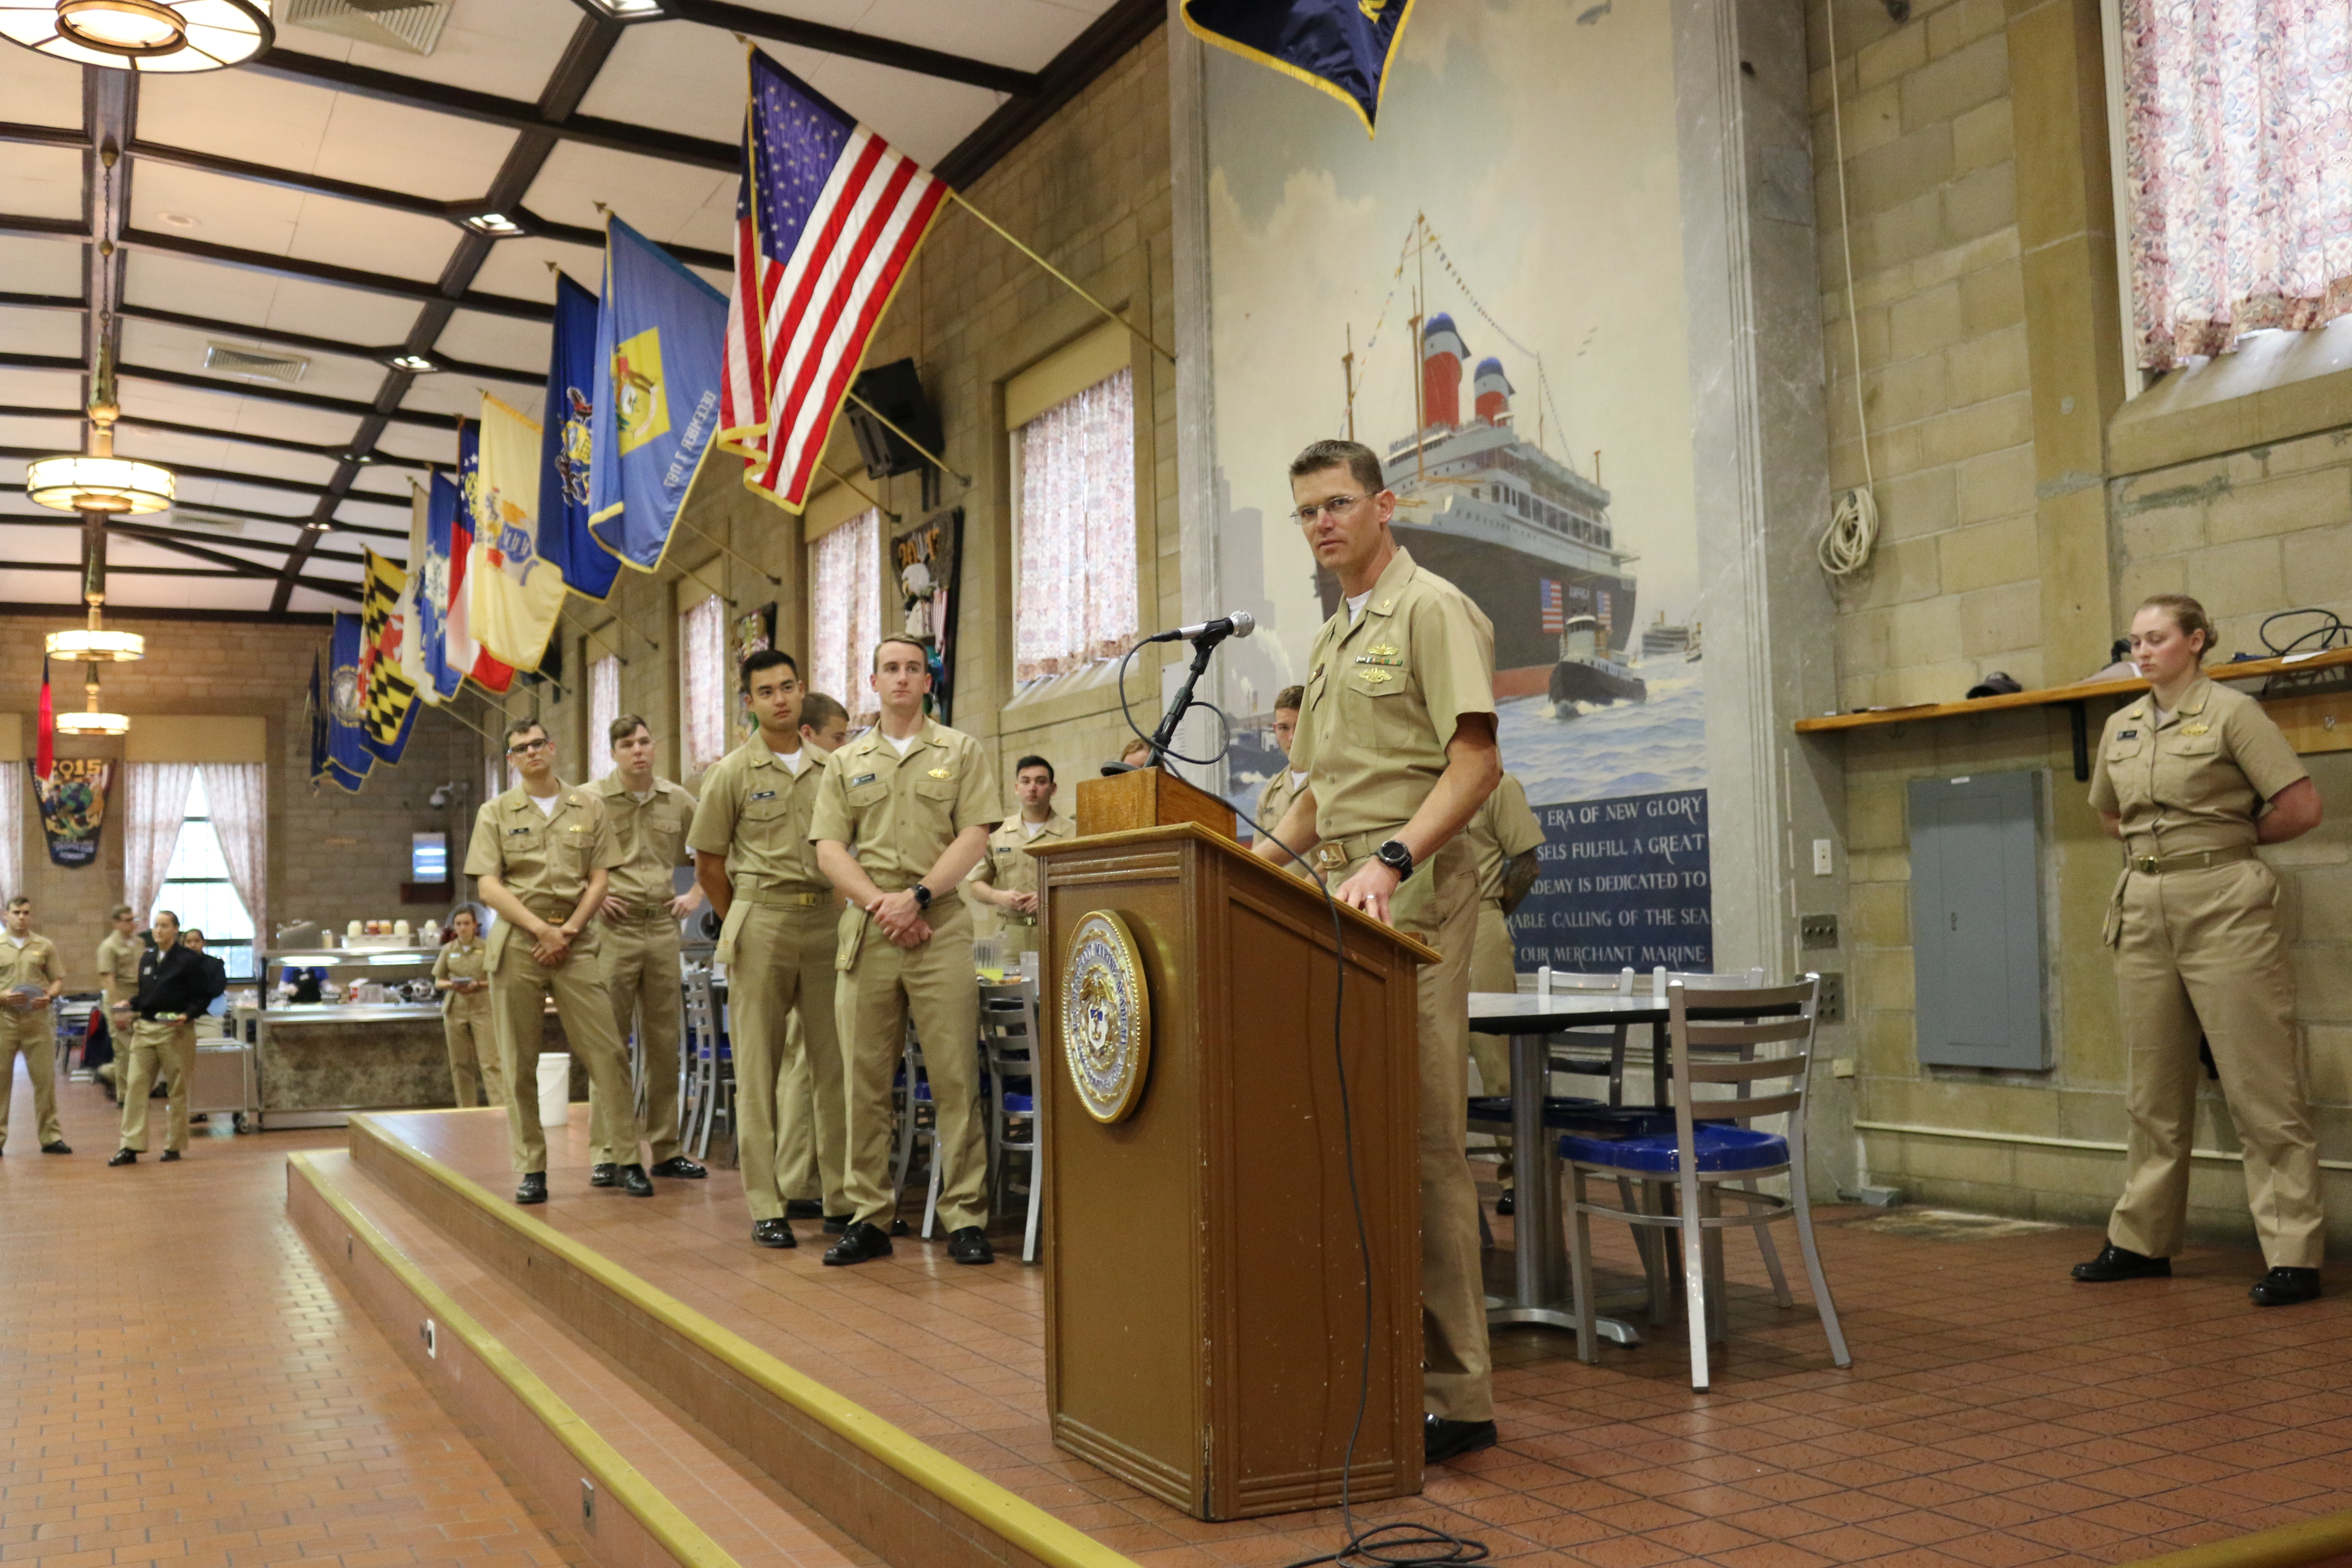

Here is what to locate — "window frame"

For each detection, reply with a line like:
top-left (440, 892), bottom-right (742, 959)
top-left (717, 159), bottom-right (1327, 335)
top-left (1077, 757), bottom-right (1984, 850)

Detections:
top-left (678, 588), bottom-right (730, 778)
top-left (150, 769), bottom-right (257, 983)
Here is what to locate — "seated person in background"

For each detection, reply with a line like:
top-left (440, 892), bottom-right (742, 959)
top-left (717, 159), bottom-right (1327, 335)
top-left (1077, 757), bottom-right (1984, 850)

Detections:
top-left (1118, 738), bottom-right (1155, 770)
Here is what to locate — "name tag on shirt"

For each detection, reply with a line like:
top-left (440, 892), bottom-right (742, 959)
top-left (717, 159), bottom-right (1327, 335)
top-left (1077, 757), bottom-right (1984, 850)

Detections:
top-left (750, 790), bottom-right (777, 801)
top-left (508, 826), bottom-right (533, 836)
top-left (850, 773), bottom-right (877, 788)
top-left (2116, 729), bottom-right (2139, 740)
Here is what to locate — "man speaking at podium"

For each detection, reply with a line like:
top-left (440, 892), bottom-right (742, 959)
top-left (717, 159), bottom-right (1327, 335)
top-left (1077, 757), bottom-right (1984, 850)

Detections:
top-left (1254, 438), bottom-right (1503, 1466)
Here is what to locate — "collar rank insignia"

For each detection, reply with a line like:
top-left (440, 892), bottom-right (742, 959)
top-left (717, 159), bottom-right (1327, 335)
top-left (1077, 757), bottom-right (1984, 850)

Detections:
top-left (1376, 598), bottom-right (1393, 612)
top-left (1359, 668), bottom-right (1396, 686)
top-left (2180, 723), bottom-right (2210, 736)
top-left (928, 768), bottom-right (953, 780)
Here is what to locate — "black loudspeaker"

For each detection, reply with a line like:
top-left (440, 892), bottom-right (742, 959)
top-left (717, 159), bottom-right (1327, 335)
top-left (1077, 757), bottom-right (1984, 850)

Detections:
top-left (846, 359), bottom-right (943, 479)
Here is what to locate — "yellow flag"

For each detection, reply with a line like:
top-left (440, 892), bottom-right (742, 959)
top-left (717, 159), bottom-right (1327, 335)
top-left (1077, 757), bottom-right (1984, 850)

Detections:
top-left (465, 392), bottom-right (565, 671)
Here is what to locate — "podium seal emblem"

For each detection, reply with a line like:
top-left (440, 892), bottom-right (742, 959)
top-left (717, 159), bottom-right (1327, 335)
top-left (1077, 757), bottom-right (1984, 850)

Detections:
top-left (1061, 910), bottom-right (1152, 1123)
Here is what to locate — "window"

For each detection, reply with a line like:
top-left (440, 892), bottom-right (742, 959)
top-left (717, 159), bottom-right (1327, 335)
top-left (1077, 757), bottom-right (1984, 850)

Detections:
top-left (2118, 0), bottom-right (2352, 369)
top-left (810, 508), bottom-right (882, 726)
top-left (1014, 366), bottom-right (1136, 681)
top-left (680, 592), bottom-right (729, 775)
top-left (588, 652), bottom-right (620, 781)
top-left (152, 770), bottom-right (256, 981)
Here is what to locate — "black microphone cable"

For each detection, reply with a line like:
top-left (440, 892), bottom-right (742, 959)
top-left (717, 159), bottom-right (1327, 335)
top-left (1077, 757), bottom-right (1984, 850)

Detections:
top-left (1113, 638), bottom-right (1490, 1568)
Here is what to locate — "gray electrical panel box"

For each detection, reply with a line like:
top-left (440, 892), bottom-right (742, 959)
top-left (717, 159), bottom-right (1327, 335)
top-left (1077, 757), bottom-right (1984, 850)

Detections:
top-left (1907, 771), bottom-right (2048, 1069)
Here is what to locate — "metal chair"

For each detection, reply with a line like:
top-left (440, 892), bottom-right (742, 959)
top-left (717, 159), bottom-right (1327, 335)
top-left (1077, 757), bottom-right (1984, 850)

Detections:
top-left (1562, 976), bottom-right (1850, 1390)
top-left (680, 965), bottom-right (734, 1162)
top-left (1654, 967), bottom-right (1789, 1306)
top-left (892, 1028), bottom-right (936, 1231)
top-left (978, 981), bottom-right (1042, 1262)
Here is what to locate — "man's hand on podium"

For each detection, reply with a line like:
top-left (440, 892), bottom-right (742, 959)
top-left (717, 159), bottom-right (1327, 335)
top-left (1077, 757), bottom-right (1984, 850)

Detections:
top-left (1332, 860), bottom-right (1402, 925)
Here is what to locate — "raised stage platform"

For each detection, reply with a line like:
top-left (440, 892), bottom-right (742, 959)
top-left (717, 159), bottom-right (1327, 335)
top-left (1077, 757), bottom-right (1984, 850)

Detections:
top-left (288, 1109), bottom-right (2352, 1568)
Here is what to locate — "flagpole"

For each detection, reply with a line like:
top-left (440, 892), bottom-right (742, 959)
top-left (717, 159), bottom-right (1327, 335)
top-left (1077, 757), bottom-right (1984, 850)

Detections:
top-left (818, 459), bottom-right (901, 524)
top-left (840, 393), bottom-right (969, 490)
top-left (945, 188), bottom-right (1176, 363)
top-left (674, 519), bottom-right (781, 588)
top-left (570, 596), bottom-right (662, 652)
top-left (678, 554), bottom-right (738, 609)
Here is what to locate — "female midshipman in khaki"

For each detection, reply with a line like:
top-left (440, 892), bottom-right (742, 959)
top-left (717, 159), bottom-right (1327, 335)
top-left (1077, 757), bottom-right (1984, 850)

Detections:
top-left (433, 906), bottom-right (504, 1108)
top-left (2074, 594), bottom-right (2327, 1305)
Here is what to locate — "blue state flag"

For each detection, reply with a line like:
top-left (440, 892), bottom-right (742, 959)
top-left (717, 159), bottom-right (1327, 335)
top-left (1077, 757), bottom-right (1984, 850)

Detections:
top-left (589, 218), bottom-right (728, 574)
top-left (539, 272), bottom-right (619, 600)
top-left (1182, 0), bottom-right (1416, 134)
top-left (324, 611), bottom-right (374, 793)
top-left (418, 472), bottom-right (464, 701)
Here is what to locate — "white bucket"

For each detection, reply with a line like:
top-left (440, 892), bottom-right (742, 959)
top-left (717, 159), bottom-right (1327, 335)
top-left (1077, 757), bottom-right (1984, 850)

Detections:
top-left (536, 1052), bottom-right (573, 1128)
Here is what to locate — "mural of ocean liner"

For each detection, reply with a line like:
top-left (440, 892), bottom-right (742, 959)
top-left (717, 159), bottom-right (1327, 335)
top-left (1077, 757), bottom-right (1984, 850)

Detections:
top-left (1315, 313), bottom-right (1642, 705)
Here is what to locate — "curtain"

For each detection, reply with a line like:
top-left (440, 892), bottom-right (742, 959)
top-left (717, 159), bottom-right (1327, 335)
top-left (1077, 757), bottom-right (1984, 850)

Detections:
top-left (810, 509), bottom-right (882, 726)
top-left (0, 763), bottom-right (19, 901)
top-left (204, 762), bottom-right (267, 944)
top-left (681, 595), bottom-right (729, 774)
top-left (588, 654), bottom-right (620, 780)
top-left (1015, 368), bottom-right (1136, 681)
top-left (125, 762), bottom-right (196, 927)
top-left (2121, 0), bottom-right (2352, 368)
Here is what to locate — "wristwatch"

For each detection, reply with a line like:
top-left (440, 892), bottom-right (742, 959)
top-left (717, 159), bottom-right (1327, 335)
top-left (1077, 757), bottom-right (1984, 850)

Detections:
top-left (1374, 839), bottom-right (1415, 881)
top-left (912, 883), bottom-right (934, 909)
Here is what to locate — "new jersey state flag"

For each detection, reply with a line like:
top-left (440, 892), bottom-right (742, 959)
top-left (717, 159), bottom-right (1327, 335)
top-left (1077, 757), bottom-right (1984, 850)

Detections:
top-left (463, 397), bottom-right (565, 671)
top-left (589, 217), bottom-right (728, 575)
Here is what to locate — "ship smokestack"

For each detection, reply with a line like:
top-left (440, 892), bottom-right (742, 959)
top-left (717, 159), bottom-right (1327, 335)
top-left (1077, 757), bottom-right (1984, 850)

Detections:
top-left (1473, 356), bottom-right (1514, 426)
top-left (1421, 312), bottom-right (1469, 432)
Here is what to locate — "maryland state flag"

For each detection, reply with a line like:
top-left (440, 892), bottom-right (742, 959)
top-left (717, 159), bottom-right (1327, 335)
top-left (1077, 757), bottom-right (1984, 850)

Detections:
top-left (358, 549), bottom-right (423, 765)
top-left (1182, 0), bottom-right (1417, 134)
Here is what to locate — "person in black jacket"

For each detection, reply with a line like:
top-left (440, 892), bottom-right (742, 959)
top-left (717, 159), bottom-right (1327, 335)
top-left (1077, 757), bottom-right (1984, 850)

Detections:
top-left (109, 911), bottom-right (226, 1166)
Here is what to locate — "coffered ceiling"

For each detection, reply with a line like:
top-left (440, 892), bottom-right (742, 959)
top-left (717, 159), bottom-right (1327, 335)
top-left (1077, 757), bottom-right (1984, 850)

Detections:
top-left (0, 0), bottom-right (1159, 614)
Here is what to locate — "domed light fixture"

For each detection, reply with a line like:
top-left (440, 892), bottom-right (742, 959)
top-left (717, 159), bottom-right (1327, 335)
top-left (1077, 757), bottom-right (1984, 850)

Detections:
top-left (0, 0), bottom-right (273, 71)
top-left (53, 671), bottom-right (132, 737)
top-left (46, 605), bottom-right (144, 663)
top-left (26, 376), bottom-right (175, 516)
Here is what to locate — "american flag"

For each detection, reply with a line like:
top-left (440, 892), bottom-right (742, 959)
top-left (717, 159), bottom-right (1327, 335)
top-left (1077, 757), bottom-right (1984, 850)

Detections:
top-left (721, 51), bottom-right (948, 511)
top-left (1539, 578), bottom-right (1565, 634)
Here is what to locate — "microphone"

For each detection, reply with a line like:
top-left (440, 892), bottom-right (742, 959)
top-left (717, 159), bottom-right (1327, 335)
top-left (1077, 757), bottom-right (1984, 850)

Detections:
top-left (1146, 611), bottom-right (1256, 645)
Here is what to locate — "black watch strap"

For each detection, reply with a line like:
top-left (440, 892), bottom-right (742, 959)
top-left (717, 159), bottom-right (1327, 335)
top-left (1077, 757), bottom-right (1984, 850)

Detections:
top-left (1376, 839), bottom-right (1415, 881)
top-left (912, 883), bottom-right (933, 908)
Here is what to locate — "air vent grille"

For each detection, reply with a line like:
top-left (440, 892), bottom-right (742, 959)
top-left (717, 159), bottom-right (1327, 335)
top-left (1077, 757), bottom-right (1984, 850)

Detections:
top-left (283, 0), bottom-right (450, 55)
top-left (203, 343), bottom-right (310, 384)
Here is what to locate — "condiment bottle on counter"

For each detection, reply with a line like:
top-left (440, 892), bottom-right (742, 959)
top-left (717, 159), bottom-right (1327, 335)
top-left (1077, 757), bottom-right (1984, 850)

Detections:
top-left (347, 919), bottom-right (363, 940)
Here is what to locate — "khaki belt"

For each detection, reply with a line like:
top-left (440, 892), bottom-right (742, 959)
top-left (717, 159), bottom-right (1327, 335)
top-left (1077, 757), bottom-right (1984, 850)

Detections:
top-left (609, 904), bottom-right (677, 924)
top-left (2127, 844), bottom-right (2257, 876)
top-left (1315, 829), bottom-right (1400, 871)
top-left (739, 887), bottom-right (830, 909)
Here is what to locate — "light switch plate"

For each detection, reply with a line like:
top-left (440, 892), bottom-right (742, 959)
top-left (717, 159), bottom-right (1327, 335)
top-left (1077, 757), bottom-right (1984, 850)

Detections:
top-left (1812, 838), bottom-right (1834, 876)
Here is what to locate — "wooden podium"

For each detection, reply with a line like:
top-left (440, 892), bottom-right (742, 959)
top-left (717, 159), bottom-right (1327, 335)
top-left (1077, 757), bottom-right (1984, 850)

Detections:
top-left (1030, 771), bottom-right (1438, 1520)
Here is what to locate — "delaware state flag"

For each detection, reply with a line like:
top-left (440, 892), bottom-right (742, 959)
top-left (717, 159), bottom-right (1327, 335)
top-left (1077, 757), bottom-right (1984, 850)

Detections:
top-left (589, 217), bottom-right (728, 574)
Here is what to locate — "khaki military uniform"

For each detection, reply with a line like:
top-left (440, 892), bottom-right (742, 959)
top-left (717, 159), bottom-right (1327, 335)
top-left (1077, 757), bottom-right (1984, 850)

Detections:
top-left (690, 738), bottom-right (846, 1222)
top-left (95, 928), bottom-right (141, 1084)
top-left (120, 1017), bottom-right (195, 1153)
top-left (1464, 774), bottom-right (1547, 1191)
top-left (464, 784), bottom-right (636, 1175)
top-left (1254, 766), bottom-right (1317, 877)
top-left (588, 774), bottom-right (696, 1167)
top-left (1292, 546), bottom-right (1498, 1423)
top-left (810, 719), bottom-right (1004, 1232)
top-left (433, 938), bottom-right (502, 1107)
top-left (2089, 677), bottom-right (2320, 1269)
top-left (967, 811), bottom-right (1076, 960)
top-left (0, 933), bottom-right (64, 1148)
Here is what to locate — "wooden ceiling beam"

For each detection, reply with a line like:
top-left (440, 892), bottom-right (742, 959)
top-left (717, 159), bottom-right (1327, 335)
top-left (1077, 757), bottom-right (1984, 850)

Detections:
top-left (662, 0), bottom-right (1037, 95)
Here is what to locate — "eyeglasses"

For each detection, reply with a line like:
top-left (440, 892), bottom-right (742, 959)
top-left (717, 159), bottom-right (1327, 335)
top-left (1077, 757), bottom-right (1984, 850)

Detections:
top-left (507, 737), bottom-right (552, 756)
top-left (1291, 493), bottom-right (1370, 525)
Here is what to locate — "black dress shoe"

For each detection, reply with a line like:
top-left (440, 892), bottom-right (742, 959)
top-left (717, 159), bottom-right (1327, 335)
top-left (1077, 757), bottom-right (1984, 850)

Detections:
top-left (515, 1173), bottom-right (548, 1205)
top-left (649, 1156), bottom-right (707, 1179)
top-left (1424, 1415), bottom-right (1499, 1465)
top-left (1494, 1191), bottom-right (1515, 1217)
top-left (823, 1222), bottom-right (894, 1266)
top-left (40, 1141), bottom-right (69, 1155)
top-left (619, 1164), bottom-right (655, 1197)
top-left (752, 1218), bottom-right (798, 1249)
top-left (947, 1226), bottom-right (995, 1265)
top-left (2072, 1244), bottom-right (2171, 1282)
top-left (590, 1163), bottom-right (617, 1188)
top-left (786, 1199), bottom-right (826, 1219)
top-left (821, 1213), bottom-right (854, 1233)
top-left (2251, 1267), bottom-right (2322, 1306)
top-left (108, 1148), bottom-right (138, 1167)
top-left (160, 1150), bottom-right (181, 1162)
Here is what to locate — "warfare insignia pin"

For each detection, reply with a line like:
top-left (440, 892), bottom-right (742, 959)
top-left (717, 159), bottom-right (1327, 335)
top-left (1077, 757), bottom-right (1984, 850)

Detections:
top-left (1360, 669), bottom-right (1395, 686)
top-left (1369, 643), bottom-right (1400, 658)
top-left (928, 768), bottom-right (953, 779)
top-left (2181, 723), bottom-right (2210, 736)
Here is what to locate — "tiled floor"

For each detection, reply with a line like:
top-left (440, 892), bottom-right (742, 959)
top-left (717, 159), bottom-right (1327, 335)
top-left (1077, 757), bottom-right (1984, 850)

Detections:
top-left (0, 1067), bottom-right (592, 1568)
top-left (372, 1108), bottom-right (2352, 1568)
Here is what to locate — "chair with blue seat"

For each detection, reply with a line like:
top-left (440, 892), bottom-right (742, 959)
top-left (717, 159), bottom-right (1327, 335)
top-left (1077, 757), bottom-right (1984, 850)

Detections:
top-left (975, 981), bottom-right (1042, 1262)
top-left (1562, 976), bottom-right (1850, 1390)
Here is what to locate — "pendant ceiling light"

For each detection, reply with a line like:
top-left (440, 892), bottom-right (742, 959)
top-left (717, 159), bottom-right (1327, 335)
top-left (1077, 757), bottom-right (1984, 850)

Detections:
top-left (46, 604), bottom-right (144, 663)
top-left (0, 0), bottom-right (271, 70)
top-left (25, 374), bottom-right (174, 516)
top-left (54, 672), bottom-right (131, 737)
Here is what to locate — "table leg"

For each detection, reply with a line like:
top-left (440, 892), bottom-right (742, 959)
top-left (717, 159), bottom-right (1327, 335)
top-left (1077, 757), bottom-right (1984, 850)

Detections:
top-left (1485, 1030), bottom-right (1640, 1345)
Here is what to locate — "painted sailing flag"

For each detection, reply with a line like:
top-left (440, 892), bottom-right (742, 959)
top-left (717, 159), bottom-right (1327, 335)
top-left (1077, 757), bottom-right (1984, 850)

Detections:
top-left (539, 272), bottom-right (620, 600)
top-left (464, 397), bottom-right (565, 671)
top-left (720, 50), bottom-right (946, 511)
top-left (323, 611), bottom-right (374, 793)
top-left (1539, 579), bottom-right (1565, 634)
top-left (590, 217), bottom-right (728, 567)
top-left (358, 548), bottom-right (423, 765)
top-left (1181, 0), bottom-right (1417, 134)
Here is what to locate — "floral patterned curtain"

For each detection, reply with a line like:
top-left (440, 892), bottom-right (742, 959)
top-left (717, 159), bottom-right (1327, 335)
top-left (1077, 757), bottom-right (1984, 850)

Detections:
top-left (2121, 0), bottom-right (2352, 368)
top-left (203, 763), bottom-right (267, 945)
top-left (588, 654), bottom-right (619, 780)
top-left (0, 763), bottom-right (18, 903)
top-left (124, 763), bottom-right (196, 931)
top-left (1015, 368), bottom-right (1136, 683)
top-left (681, 595), bottom-right (729, 775)
top-left (810, 509), bottom-right (881, 726)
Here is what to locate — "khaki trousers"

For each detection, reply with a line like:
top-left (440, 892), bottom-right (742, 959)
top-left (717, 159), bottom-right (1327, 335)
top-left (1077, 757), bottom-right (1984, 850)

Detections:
top-left (2108, 858), bottom-right (2323, 1269)
top-left (0, 1006), bottom-right (61, 1149)
top-left (729, 902), bottom-right (846, 1222)
top-left (838, 896), bottom-right (985, 1232)
top-left (119, 1018), bottom-right (195, 1154)
top-left (442, 1000), bottom-right (504, 1107)
top-left (591, 919), bottom-right (684, 1166)
top-left (1337, 839), bottom-right (1489, 1423)
top-left (492, 929), bottom-right (637, 1175)
top-left (1466, 900), bottom-right (1518, 1191)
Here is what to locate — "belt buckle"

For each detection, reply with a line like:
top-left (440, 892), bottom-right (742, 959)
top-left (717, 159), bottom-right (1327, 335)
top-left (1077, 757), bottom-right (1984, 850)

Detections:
top-left (1317, 843), bottom-right (1348, 870)
top-left (2132, 856), bottom-right (2159, 874)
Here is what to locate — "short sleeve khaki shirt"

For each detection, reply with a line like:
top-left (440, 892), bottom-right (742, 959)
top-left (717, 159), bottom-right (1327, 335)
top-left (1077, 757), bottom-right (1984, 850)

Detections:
top-left (2088, 677), bottom-right (2307, 857)
top-left (807, 719), bottom-right (1004, 895)
top-left (1467, 772), bottom-right (1546, 903)
top-left (96, 929), bottom-right (142, 1007)
top-left (1290, 548), bottom-right (1498, 845)
top-left (463, 784), bottom-right (619, 916)
top-left (591, 774), bottom-right (697, 910)
top-left (686, 738), bottom-right (832, 893)
top-left (1253, 767), bottom-right (1314, 876)
top-left (433, 938), bottom-right (490, 1008)
top-left (970, 812), bottom-right (1076, 900)
top-left (0, 933), bottom-right (62, 997)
